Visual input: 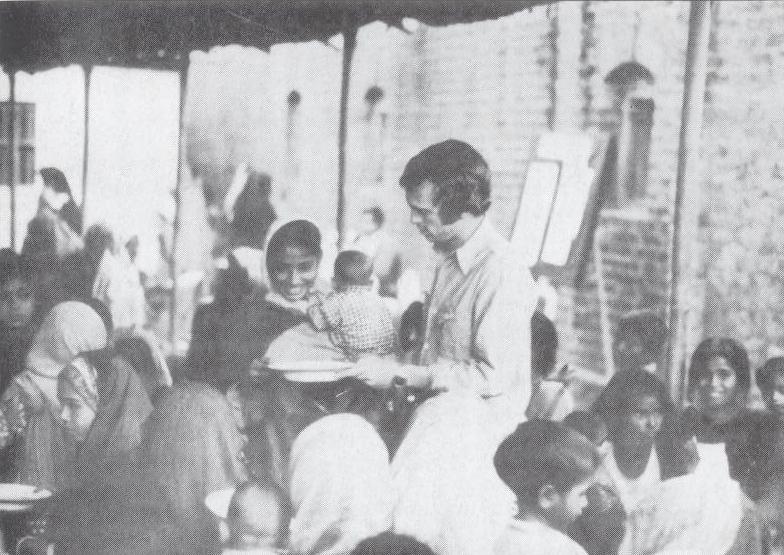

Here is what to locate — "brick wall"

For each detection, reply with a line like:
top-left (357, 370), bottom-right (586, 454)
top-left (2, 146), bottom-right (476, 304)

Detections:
top-left (186, 1), bottom-right (784, 373)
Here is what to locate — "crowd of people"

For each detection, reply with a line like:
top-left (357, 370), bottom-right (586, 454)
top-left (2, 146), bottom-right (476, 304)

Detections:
top-left (1, 141), bottom-right (784, 555)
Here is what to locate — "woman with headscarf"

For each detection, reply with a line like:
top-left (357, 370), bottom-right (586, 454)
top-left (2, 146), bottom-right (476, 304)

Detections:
top-left (22, 168), bottom-right (83, 265)
top-left (0, 301), bottom-right (107, 491)
top-left (17, 339), bottom-right (153, 554)
top-left (139, 381), bottom-right (248, 555)
top-left (187, 219), bottom-right (326, 391)
top-left (288, 414), bottom-right (394, 555)
top-left (21, 168), bottom-right (85, 316)
top-left (57, 344), bottom-right (152, 488)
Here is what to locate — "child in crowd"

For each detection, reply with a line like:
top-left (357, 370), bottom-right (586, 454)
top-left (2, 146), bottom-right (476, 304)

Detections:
top-left (350, 532), bottom-right (436, 555)
top-left (612, 311), bottom-right (668, 374)
top-left (0, 250), bottom-right (38, 395)
top-left (223, 480), bottom-right (291, 555)
top-left (563, 410), bottom-right (627, 555)
top-left (307, 250), bottom-right (396, 361)
top-left (564, 410), bottom-right (608, 451)
top-left (756, 357), bottom-right (784, 417)
top-left (493, 420), bottom-right (601, 555)
top-left (526, 311), bottom-right (575, 421)
top-left (592, 369), bottom-right (694, 513)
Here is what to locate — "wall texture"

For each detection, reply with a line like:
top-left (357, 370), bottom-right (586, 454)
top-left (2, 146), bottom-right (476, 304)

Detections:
top-left (186, 1), bottom-right (784, 373)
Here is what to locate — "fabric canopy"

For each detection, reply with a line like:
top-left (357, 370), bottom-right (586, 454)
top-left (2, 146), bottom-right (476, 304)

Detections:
top-left (0, 1), bottom-right (549, 73)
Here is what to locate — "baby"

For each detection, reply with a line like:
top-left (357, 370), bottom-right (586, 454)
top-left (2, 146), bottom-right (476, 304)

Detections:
top-left (307, 250), bottom-right (396, 361)
top-left (223, 480), bottom-right (291, 555)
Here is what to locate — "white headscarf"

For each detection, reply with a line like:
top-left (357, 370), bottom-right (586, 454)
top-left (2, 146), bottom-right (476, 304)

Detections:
top-left (24, 301), bottom-right (108, 408)
top-left (261, 217), bottom-right (331, 314)
top-left (288, 414), bottom-right (394, 555)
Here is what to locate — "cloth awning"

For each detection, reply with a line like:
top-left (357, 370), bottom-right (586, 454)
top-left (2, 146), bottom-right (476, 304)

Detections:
top-left (0, 1), bottom-right (549, 73)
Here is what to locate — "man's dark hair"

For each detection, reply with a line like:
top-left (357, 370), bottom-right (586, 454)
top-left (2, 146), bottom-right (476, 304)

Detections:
top-left (399, 139), bottom-right (491, 224)
top-left (364, 206), bottom-right (385, 228)
top-left (351, 532), bottom-right (436, 555)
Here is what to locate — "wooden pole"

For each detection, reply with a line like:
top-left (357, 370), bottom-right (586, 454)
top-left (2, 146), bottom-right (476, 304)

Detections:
top-left (336, 27), bottom-right (357, 250)
top-left (666, 0), bottom-right (712, 405)
top-left (81, 65), bottom-right (92, 223)
top-left (8, 71), bottom-right (16, 250)
top-left (169, 60), bottom-right (189, 348)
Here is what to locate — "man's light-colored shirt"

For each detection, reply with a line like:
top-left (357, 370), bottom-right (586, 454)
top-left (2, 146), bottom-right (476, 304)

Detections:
top-left (418, 217), bottom-right (535, 423)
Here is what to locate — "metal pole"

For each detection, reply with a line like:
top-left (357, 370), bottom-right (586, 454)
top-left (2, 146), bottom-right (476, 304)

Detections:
top-left (8, 71), bottom-right (16, 250)
top-left (666, 0), bottom-right (712, 404)
top-left (336, 27), bottom-right (357, 250)
top-left (169, 60), bottom-right (189, 348)
top-left (81, 65), bottom-right (92, 222)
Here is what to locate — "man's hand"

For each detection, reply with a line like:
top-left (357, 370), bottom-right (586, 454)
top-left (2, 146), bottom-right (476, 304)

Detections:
top-left (338, 356), bottom-right (404, 389)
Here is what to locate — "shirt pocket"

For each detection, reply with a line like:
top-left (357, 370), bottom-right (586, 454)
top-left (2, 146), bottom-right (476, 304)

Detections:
top-left (435, 305), bottom-right (462, 355)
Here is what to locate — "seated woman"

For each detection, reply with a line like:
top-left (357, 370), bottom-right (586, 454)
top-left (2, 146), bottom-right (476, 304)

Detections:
top-left (57, 342), bottom-right (152, 488)
top-left (592, 368), bottom-right (691, 512)
top-left (189, 219), bottom-right (326, 392)
top-left (0, 301), bottom-right (109, 492)
top-left (17, 338), bottom-right (152, 554)
top-left (140, 382), bottom-right (248, 555)
top-left (288, 414), bottom-right (394, 555)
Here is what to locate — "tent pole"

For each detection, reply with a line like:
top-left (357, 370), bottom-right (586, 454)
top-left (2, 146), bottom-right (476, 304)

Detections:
top-left (81, 65), bottom-right (92, 223)
top-left (7, 71), bottom-right (16, 250)
top-left (336, 27), bottom-right (357, 250)
top-left (666, 0), bottom-right (711, 405)
top-left (169, 60), bottom-right (189, 349)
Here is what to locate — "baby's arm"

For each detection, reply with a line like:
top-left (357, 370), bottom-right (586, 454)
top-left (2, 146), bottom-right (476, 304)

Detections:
top-left (307, 295), bottom-right (331, 331)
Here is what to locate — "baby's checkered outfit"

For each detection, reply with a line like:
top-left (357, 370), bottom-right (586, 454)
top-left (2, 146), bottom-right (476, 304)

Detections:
top-left (307, 286), bottom-right (396, 360)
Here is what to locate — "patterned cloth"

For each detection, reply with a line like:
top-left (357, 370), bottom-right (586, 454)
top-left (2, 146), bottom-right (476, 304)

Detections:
top-left (59, 356), bottom-right (99, 413)
top-left (308, 286), bottom-right (396, 360)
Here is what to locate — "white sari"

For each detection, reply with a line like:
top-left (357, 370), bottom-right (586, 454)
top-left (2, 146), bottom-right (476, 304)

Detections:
top-left (392, 391), bottom-right (517, 555)
top-left (289, 414), bottom-right (394, 555)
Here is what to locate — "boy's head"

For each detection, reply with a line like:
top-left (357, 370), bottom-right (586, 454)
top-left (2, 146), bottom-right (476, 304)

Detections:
top-left (351, 532), bottom-right (436, 555)
top-left (226, 480), bottom-right (291, 551)
top-left (563, 410), bottom-right (608, 448)
top-left (613, 311), bottom-right (668, 372)
top-left (531, 311), bottom-right (558, 380)
top-left (757, 357), bottom-right (784, 417)
top-left (0, 249), bottom-right (36, 330)
top-left (334, 250), bottom-right (373, 289)
top-left (494, 420), bottom-right (601, 532)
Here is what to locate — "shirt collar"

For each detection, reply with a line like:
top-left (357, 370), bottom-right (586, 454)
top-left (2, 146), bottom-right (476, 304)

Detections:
top-left (453, 217), bottom-right (497, 274)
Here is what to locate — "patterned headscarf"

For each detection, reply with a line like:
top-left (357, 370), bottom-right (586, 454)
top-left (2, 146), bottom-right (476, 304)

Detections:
top-left (59, 356), bottom-right (98, 413)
